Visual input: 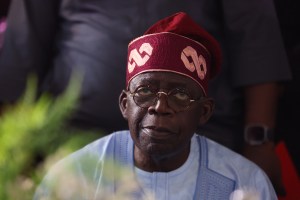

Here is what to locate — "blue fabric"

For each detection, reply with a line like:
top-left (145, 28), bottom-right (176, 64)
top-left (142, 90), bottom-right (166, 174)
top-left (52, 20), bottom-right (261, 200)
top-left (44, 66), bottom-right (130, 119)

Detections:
top-left (34, 131), bottom-right (277, 200)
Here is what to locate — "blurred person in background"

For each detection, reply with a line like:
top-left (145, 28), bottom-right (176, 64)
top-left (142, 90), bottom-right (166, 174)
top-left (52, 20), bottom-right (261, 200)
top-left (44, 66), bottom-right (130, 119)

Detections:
top-left (0, 0), bottom-right (10, 50)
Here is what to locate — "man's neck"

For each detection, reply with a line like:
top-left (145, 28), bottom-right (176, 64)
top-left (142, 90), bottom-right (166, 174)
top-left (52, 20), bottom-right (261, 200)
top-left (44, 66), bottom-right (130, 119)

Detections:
top-left (133, 145), bottom-right (190, 172)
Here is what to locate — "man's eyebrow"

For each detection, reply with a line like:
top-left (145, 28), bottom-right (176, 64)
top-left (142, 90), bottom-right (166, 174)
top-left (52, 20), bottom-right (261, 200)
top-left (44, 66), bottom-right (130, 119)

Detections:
top-left (129, 80), bottom-right (152, 90)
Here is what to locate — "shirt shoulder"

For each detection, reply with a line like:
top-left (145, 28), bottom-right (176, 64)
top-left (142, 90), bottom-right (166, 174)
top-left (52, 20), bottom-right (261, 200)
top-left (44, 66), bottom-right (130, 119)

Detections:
top-left (34, 130), bottom-right (132, 199)
top-left (199, 136), bottom-right (277, 199)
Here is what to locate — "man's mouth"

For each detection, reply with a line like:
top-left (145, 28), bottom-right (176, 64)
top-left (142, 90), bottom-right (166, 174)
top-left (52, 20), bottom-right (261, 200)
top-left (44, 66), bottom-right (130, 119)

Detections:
top-left (142, 126), bottom-right (176, 140)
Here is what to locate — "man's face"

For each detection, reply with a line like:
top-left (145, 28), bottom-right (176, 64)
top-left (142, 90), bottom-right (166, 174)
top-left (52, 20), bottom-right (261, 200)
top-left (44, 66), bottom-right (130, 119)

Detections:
top-left (120, 72), bottom-right (213, 159)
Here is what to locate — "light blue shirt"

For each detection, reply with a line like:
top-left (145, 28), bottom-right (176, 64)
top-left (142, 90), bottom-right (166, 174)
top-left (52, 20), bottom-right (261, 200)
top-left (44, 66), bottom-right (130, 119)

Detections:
top-left (34, 131), bottom-right (277, 200)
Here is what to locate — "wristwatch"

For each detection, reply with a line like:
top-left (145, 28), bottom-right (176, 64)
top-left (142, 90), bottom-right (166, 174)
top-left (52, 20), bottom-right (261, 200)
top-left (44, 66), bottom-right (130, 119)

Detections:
top-left (244, 124), bottom-right (274, 145)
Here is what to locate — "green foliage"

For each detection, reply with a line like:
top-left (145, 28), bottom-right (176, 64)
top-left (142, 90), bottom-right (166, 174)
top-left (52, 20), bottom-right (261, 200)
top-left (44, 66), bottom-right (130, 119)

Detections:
top-left (0, 73), bottom-right (102, 199)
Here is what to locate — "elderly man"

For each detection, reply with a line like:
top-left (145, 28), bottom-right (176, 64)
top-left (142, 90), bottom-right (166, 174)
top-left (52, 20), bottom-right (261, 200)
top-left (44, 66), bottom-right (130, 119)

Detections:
top-left (34, 12), bottom-right (277, 200)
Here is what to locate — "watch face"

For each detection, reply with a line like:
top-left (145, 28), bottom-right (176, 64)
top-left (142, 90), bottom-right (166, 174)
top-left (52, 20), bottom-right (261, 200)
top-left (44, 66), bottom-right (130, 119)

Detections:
top-left (244, 125), bottom-right (269, 145)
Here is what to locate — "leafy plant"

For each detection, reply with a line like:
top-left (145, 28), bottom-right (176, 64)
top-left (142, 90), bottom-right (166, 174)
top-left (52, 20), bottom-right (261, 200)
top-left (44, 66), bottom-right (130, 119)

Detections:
top-left (0, 73), bottom-right (102, 199)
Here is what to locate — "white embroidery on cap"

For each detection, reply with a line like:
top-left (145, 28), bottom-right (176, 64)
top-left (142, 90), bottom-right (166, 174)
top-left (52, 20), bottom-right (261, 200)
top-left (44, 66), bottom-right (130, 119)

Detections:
top-left (181, 46), bottom-right (207, 80)
top-left (128, 43), bottom-right (153, 73)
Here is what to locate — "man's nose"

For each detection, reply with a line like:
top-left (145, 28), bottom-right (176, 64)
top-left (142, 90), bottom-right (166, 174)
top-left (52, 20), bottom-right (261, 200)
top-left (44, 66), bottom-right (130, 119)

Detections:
top-left (148, 92), bottom-right (174, 114)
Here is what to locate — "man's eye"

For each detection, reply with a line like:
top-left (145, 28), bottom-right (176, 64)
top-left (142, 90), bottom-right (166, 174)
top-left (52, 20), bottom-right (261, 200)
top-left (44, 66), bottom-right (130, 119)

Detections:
top-left (173, 91), bottom-right (190, 101)
top-left (136, 87), bottom-right (153, 96)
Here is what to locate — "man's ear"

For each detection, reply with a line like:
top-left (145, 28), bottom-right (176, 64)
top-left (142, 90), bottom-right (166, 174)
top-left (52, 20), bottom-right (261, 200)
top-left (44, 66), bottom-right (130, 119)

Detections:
top-left (119, 90), bottom-right (129, 120)
top-left (198, 98), bottom-right (215, 125)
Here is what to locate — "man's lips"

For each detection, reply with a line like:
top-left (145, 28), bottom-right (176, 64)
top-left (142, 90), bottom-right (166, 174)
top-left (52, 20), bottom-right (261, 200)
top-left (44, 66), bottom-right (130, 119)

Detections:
top-left (141, 126), bottom-right (177, 139)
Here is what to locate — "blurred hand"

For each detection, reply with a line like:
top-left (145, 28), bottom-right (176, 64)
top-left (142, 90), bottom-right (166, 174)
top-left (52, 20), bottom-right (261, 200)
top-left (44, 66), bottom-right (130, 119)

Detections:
top-left (242, 141), bottom-right (286, 196)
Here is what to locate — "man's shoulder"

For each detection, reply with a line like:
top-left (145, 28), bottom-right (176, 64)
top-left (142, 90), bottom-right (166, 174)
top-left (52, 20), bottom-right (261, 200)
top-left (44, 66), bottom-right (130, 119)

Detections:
top-left (204, 136), bottom-right (257, 167)
top-left (196, 136), bottom-right (276, 198)
top-left (199, 136), bottom-right (269, 182)
top-left (34, 130), bottom-right (133, 199)
top-left (73, 130), bottom-right (131, 156)
top-left (41, 130), bottom-right (132, 178)
top-left (48, 130), bottom-right (131, 168)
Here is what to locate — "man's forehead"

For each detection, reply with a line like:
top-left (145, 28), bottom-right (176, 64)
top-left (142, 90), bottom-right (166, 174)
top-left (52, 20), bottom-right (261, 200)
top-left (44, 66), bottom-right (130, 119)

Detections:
top-left (130, 71), bottom-right (202, 91)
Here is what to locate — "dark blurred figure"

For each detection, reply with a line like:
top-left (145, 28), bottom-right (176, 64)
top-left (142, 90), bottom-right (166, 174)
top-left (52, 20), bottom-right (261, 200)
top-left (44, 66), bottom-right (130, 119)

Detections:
top-left (0, 0), bottom-right (10, 17)
top-left (0, 0), bottom-right (10, 49)
top-left (274, 0), bottom-right (300, 175)
top-left (0, 0), bottom-right (291, 196)
top-left (0, 0), bottom-right (10, 110)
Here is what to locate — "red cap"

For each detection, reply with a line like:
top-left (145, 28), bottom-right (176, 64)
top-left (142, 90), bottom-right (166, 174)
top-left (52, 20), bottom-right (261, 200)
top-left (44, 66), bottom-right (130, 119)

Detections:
top-left (126, 12), bottom-right (222, 95)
